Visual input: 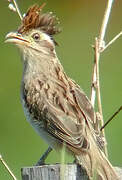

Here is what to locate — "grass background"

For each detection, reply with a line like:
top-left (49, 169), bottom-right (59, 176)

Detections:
top-left (0, 0), bottom-right (122, 179)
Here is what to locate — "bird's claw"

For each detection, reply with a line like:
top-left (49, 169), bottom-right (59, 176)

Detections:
top-left (35, 146), bottom-right (52, 166)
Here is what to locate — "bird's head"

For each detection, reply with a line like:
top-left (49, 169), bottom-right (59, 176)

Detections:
top-left (5, 4), bottom-right (60, 58)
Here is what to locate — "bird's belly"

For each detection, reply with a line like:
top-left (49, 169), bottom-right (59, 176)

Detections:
top-left (21, 99), bottom-right (59, 149)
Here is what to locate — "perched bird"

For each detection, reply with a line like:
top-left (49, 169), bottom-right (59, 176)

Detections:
top-left (5, 4), bottom-right (119, 180)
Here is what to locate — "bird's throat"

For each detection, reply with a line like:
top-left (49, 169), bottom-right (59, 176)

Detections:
top-left (22, 48), bottom-right (63, 90)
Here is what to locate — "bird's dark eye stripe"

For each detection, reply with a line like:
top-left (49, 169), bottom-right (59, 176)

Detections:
top-left (32, 33), bottom-right (40, 41)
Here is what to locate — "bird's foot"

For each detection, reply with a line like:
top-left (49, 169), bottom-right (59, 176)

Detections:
top-left (73, 157), bottom-right (78, 164)
top-left (35, 146), bottom-right (52, 166)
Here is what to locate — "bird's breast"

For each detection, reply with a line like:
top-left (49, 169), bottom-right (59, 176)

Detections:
top-left (21, 88), bottom-right (61, 149)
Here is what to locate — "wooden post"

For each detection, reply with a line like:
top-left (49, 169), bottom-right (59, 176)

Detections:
top-left (21, 164), bottom-right (122, 180)
top-left (21, 164), bottom-right (89, 180)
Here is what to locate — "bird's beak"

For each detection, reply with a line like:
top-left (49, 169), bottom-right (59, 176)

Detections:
top-left (5, 32), bottom-right (29, 46)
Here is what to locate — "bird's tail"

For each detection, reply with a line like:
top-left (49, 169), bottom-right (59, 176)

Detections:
top-left (76, 129), bottom-right (119, 180)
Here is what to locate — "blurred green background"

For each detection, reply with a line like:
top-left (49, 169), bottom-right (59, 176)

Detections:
top-left (0, 0), bottom-right (122, 179)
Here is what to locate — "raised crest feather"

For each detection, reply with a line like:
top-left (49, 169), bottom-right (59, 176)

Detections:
top-left (18, 4), bottom-right (61, 36)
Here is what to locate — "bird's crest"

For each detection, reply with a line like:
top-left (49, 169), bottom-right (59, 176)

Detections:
top-left (18, 4), bottom-right (61, 36)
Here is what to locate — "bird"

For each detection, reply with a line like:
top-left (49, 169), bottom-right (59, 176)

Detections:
top-left (5, 4), bottom-right (119, 180)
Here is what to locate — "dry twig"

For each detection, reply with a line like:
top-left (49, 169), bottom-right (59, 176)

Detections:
top-left (101, 106), bottom-right (122, 131)
top-left (101, 31), bottom-right (122, 52)
top-left (0, 154), bottom-right (17, 180)
top-left (90, 0), bottom-right (114, 156)
top-left (8, 0), bottom-right (22, 20)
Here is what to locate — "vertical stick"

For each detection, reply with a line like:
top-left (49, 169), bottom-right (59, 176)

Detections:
top-left (12, 0), bottom-right (22, 20)
top-left (99, 0), bottom-right (114, 43)
top-left (90, 0), bottom-right (114, 156)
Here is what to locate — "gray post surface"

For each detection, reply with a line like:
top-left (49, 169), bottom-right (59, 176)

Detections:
top-left (21, 164), bottom-right (122, 180)
top-left (21, 164), bottom-right (89, 180)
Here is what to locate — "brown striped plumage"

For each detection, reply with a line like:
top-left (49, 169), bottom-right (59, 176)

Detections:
top-left (5, 4), bottom-right (119, 180)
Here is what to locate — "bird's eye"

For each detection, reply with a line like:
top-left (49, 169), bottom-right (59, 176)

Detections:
top-left (32, 33), bottom-right (40, 41)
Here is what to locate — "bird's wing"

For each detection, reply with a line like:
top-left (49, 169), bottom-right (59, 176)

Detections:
top-left (46, 101), bottom-right (89, 153)
top-left (73, 86), bottom-right (96, 124)
top-left (44, 82), bottom-right (94, 152)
